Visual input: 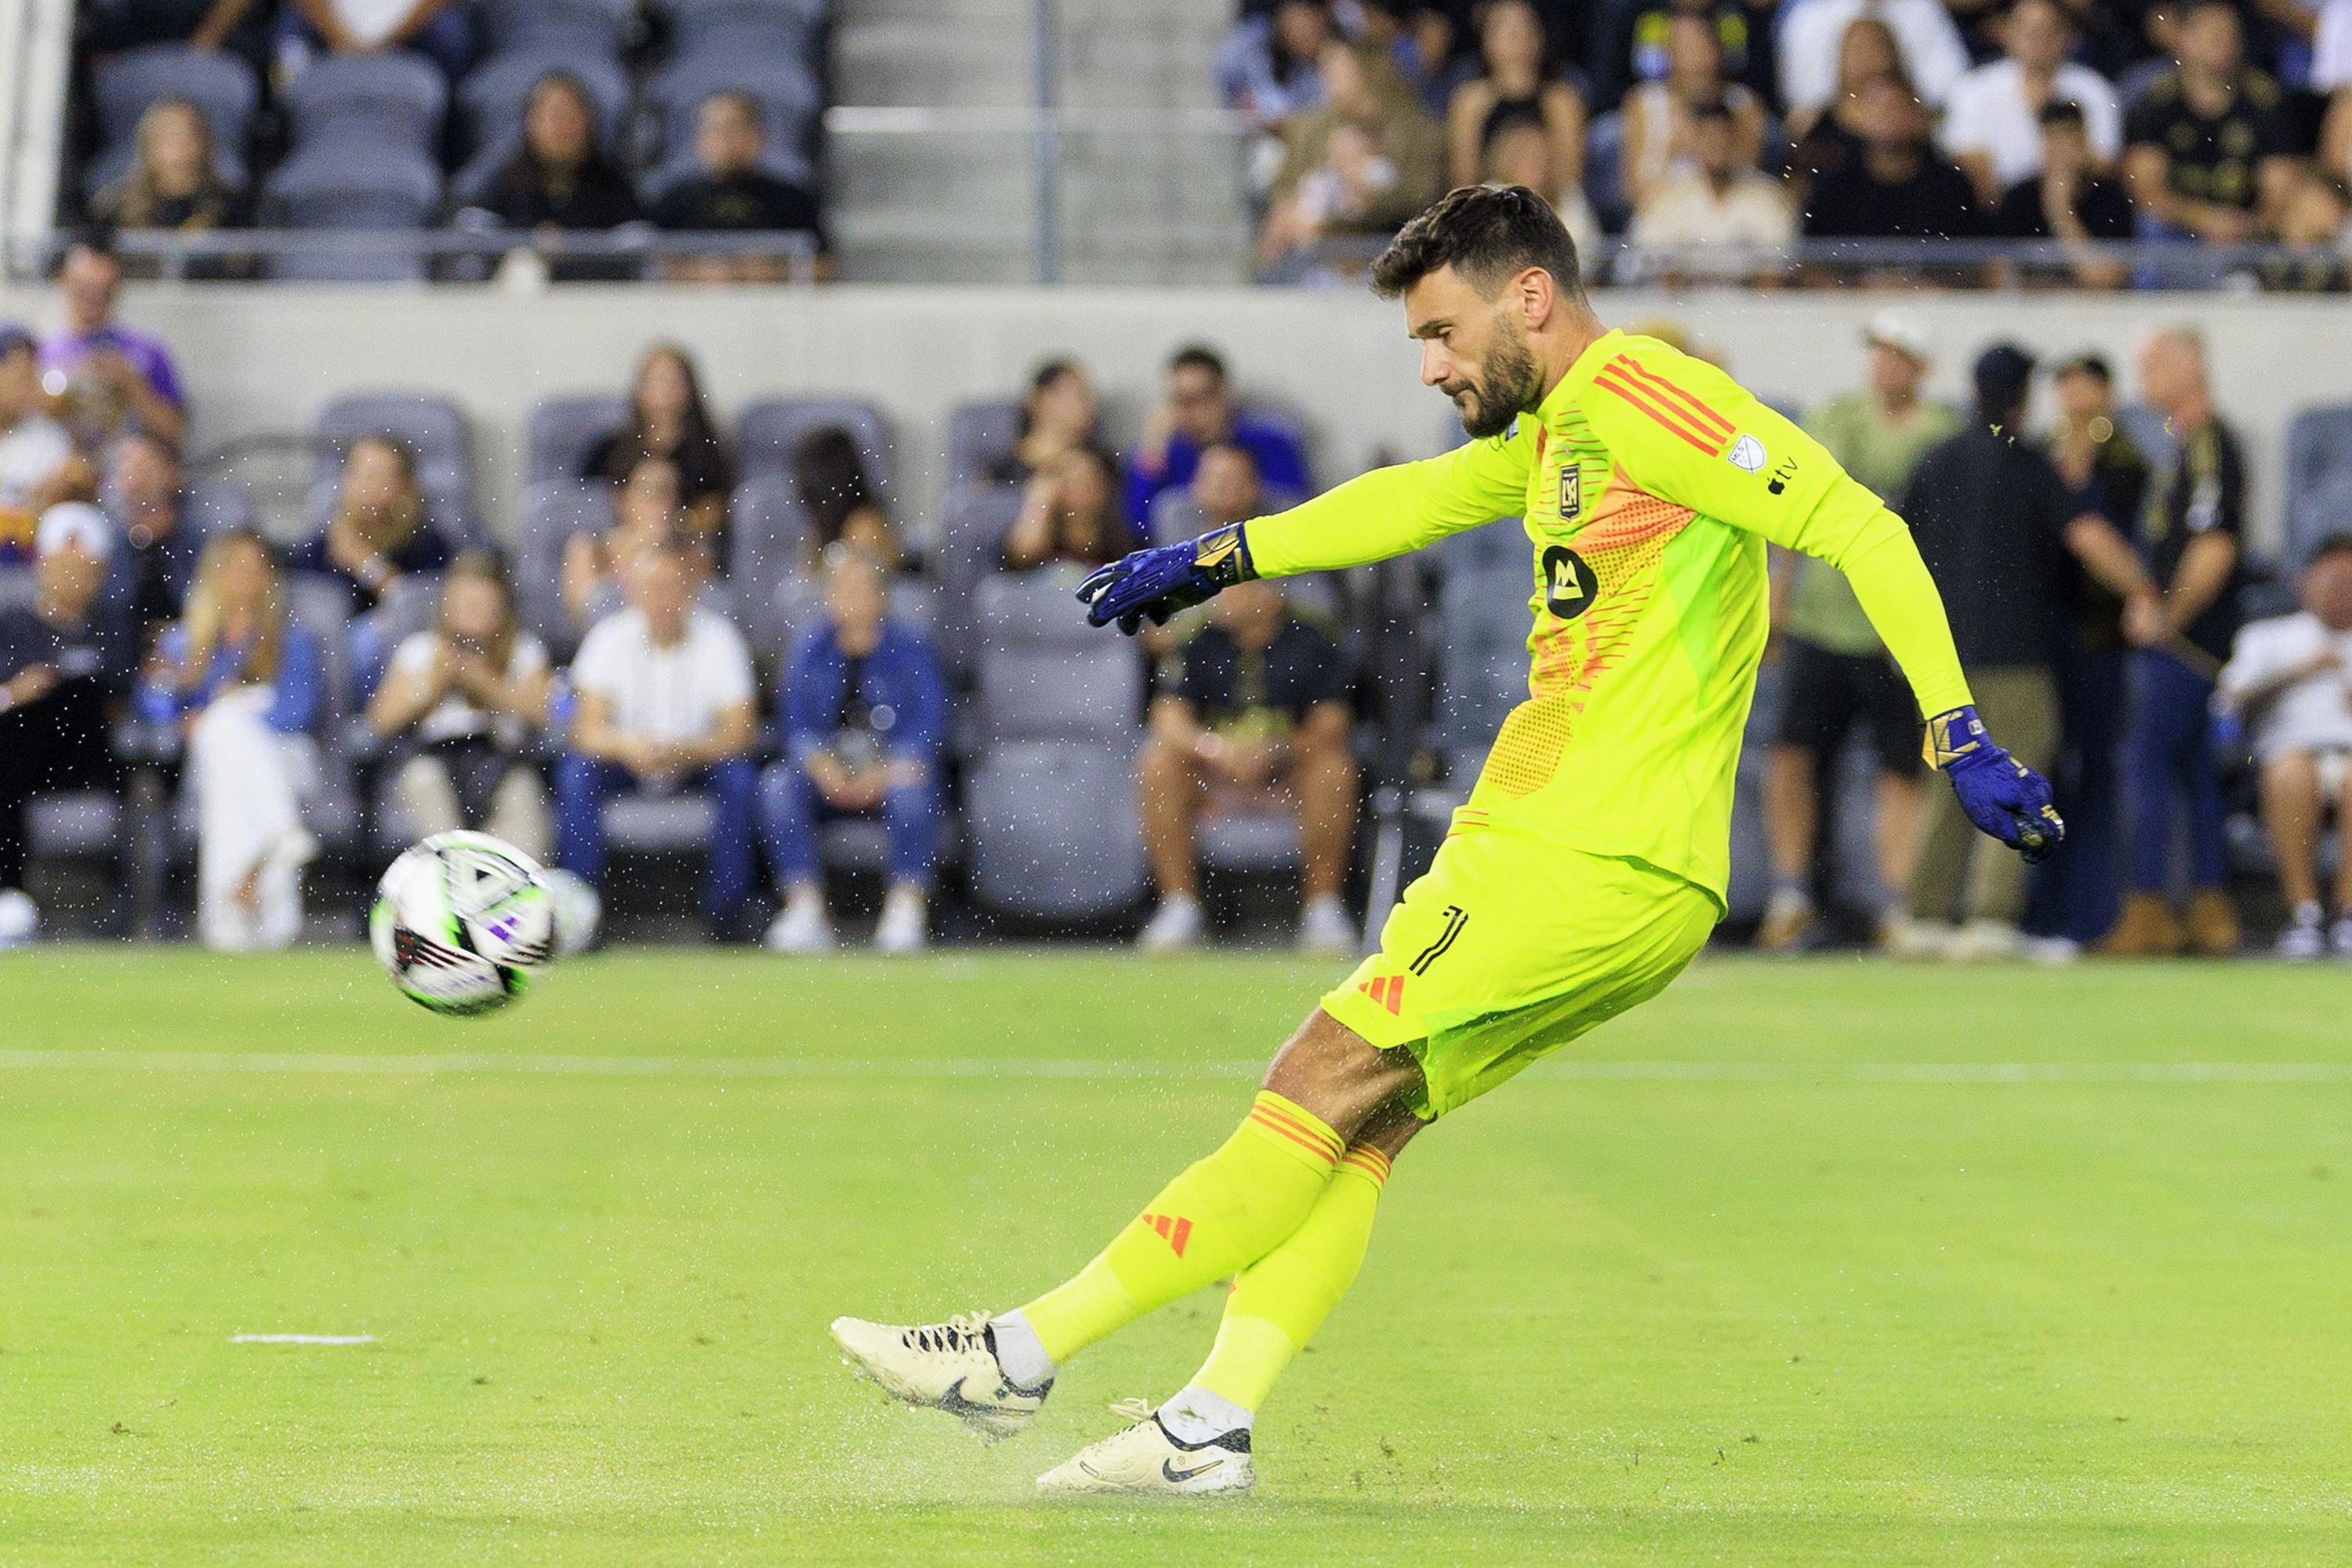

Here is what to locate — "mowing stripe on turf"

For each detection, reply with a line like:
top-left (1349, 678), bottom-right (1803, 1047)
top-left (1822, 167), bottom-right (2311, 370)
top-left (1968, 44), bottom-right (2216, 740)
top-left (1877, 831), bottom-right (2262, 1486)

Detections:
top-left (230, 1334), bottom-right (376, 1345)
top-left (0, 1049), bottom-right (2349, 1084)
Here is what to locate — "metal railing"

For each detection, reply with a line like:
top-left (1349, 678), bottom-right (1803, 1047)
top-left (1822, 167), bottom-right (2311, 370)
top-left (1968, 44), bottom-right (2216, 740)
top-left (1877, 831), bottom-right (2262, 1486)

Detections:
top-left (5, 226), bottom-right (822, 285)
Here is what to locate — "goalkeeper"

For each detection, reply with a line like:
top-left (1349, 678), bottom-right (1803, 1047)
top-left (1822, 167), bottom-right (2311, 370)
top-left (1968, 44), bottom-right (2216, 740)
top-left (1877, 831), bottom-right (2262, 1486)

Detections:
top-left (831, 186), bottom-right (2092, 1497)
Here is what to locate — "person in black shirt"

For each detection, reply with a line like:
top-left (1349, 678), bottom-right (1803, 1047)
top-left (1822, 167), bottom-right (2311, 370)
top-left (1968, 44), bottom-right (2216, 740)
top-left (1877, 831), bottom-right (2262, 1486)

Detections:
top-left (99, 429), bottom-right (205, 655)
top-left (2104, 325), bottom-right (2247, 956)
top-left (583, 343), bottom-right (735, 557)
top-left (2121, 0), bottom-right (2296, 244)
top-left (291, 434), bottom-right (455, 612)
top-left (0, 505), bottom-right (132, 937)
top-left (1895, 343), bottom-right (2154, 956)
top-left (1992, 100), bottom-right (2134, 288)
top-left (649, 91), bottom-right (829, 283)
top-left (1803, 76), bottom-right (1980, 246)
top-left (1134, 579), bottom-right (1357, 954)
top-left (473, 72), bottom-right (641, 283)
top-left (2031, 352), bottom-right (2150, 946)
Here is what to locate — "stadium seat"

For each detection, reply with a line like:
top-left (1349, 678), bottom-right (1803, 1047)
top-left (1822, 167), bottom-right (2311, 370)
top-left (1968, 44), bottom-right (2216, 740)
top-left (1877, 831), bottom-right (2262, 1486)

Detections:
top-left (259, 147), bottom-right (444, 282)
top-left (92, 45), bottom-right (257, 167)
top-left (526, 394), bottom-right (631, 486)
top-left (635, 147), bottom-right (817, 212)
top-left (927, 482), bottom-right (1025, 672)
top-left (729, 473), bottom-right (811, 593)
top-left (315, 391), bottom-right (473, 524)
top-left (2285, 404), bottom-right (2352, 559)
top-left (966, 742), bottom-right (1145, 919)
top-left (972, 572), bottom-right (1142, 743)
top-left (456, 50), bottom-right (633, 162)
top-left (735, 398), bottom-right (895, 495)
top-left (516, 480), bottom-right (616, 654)
top-left (82, 139), bottom-right (249, 202)
top-left (0, 568), bottom-right (35, 612)
top-left (1431, 517), bottom-right (1527, 576)
top-left (281, 53), bottom-right (448, 154)
top-left (1432, 564), bottom-right (1530, 777)
top-left (1196, 811), bottom-right (1301, 873)
top-left (663, 0), bottom-right (816, 63)
top-left (946, 399), bottom-right (1021, 486)
top-left (478, 0), bottom-right (637, 58)
top-left (641, 53), bottom-right (823, 166)
top-left (763, 571), bottom-right (938, 665)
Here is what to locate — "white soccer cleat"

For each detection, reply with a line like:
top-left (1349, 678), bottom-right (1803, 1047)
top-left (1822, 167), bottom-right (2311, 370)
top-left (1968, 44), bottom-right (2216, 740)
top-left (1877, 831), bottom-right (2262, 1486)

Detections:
top-left (829, 1313), bottom-right (1050, 1442)
top-left (1138, 895), bottom-right (1204, 952)
top-left (1035, 1402), bottom-right (1255, 1498)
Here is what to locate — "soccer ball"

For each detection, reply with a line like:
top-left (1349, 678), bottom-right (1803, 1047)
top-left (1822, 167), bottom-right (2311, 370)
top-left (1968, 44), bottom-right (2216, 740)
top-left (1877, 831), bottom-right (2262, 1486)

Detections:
top-left (371, 832), bottom-right (557, 1017)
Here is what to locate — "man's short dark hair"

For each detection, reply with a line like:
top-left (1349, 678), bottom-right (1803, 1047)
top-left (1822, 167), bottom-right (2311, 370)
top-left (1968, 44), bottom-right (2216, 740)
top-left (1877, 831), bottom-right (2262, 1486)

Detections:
top-left (2038, 98), bottom-right (2086, 129)
top-left (1370, 184), bottom-right (1584, 302)
top-left (1169, 343), bottom-right (1227, 383)
top-left (2308, 533), bottom-right (2352, 569)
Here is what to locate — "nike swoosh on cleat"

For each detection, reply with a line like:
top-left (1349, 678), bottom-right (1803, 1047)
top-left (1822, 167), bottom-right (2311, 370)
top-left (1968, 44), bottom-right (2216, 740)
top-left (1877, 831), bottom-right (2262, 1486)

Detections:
top-left (1162, 1457), bottom-right (1224, 1483)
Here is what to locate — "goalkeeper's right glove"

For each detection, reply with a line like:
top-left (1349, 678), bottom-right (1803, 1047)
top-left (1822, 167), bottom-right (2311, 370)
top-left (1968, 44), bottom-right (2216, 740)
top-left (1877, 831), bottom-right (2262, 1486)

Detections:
top-left (1928, 705), bottom-right (2064, 863)
top-left (1076, 523), bottom-right (1256, 635)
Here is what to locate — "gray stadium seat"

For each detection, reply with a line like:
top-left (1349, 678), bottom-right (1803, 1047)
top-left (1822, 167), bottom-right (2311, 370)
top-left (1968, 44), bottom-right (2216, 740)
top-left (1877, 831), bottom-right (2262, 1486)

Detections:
top-left (1584, 110), bottom-right (1629, 230)
top-left (947, 399), bottom-right (1021, 485)
top-left (966, 742), bottom-right (1145, 918)
top-left (664, 0), bottom-right (816, 59)
top-left (316, 391), bottom-right (472, 523)
top-left (636, 148), bottom-right (818, 212)
top-left (1433, 564), bottom-right (1531, 774)
top-left (730, 473), bottom-right (811, 590)
top-left (642, 53), bottom-right (823, 165)
top-left (931, 482), bottom-right (1025, 670)
top-left (479, 0), bottom-right (637, 59)
top-left (82, 139), bottom-right (248, 201)
top-left (973, 572), bottom-right (1143, 743)
top-left (0, 569), bottom-right (36, 612)
top-left (517, 480), bottom-right (615, 654)
top-left (26, 793), bottom-right (125, 862)
top-left (282, 53), bottom-right (448, 154)
top-left (456, 51), bottom-right (633, 159)
top-left (2285, 404), bottom-right (2352, 559)
top-left (527, 394), bottom-right (630, 485)
top-left (735, 397), bottom-right (895, 495)
top-left (2290, 472), bottom-right (2352, 564)
top-left (93, 45), bottom-right (257, 163)
top-left (187, 480), bottom-right (256, 536)
top-left (260, 147), bottom-right (444, 281)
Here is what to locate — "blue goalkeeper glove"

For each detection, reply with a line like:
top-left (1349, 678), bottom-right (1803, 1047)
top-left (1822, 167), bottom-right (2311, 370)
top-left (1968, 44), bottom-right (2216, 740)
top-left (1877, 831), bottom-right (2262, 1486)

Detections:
top-left (1928, 706), bottom-right (2063, 864)
top-left (1076, 523), bottom-right (1256, 635)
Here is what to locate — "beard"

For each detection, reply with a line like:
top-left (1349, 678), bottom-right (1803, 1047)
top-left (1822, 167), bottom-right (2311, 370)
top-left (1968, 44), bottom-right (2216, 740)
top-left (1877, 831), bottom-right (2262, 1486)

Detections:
top-left (1448, 317), bottom-right (1544, 440)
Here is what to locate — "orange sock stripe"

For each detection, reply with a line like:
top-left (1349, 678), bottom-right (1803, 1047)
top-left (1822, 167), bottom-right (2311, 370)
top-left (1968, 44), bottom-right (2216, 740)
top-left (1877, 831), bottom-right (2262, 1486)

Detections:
top-left (1338, 1145), bottom-right (1392, 1185)
top-left (1249, 1093), bottom-right (1345, 1160)
top-left (1248, 1109), bottom-right (1341, 1163)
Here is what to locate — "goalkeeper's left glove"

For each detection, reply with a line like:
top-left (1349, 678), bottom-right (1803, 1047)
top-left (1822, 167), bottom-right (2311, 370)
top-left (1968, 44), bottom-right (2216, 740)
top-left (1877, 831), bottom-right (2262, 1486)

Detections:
top-left (1928, 705), bottom-right (2063, 863)
top-left (1076, 523), bottom-right (1256, 635)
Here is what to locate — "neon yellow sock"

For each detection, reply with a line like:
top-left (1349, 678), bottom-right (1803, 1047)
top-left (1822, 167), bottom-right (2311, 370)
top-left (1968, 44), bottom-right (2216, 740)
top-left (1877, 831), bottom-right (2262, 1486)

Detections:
top-left (1017, 1091), bottom-right (1343, 1364)
top-left (1192, 1142), bottom-right (1389, 1414)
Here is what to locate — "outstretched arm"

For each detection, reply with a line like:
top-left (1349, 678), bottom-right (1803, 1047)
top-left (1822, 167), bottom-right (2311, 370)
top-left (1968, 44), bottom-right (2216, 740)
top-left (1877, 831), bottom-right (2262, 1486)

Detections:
top-left (1082, 429), bottom-right (1530, 632)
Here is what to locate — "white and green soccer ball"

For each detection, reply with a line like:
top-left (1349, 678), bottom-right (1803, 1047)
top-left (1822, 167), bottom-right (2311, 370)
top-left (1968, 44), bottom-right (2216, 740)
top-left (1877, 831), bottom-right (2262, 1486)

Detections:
top-left (370, 832), bottom-right (558, 1018)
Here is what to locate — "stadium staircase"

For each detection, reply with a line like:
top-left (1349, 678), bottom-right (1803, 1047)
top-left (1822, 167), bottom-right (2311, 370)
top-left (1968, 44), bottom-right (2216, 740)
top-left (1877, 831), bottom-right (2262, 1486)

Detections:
top-left (829, 0), bottom-right (1249, 283)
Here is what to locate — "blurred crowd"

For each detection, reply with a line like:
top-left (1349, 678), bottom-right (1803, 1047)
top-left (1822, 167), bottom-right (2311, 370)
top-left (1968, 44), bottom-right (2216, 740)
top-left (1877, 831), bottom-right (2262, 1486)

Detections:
top-left (1226, 0), bottom-right (2352, 285)
top-left (4, 229), bottom-right (2350, 960)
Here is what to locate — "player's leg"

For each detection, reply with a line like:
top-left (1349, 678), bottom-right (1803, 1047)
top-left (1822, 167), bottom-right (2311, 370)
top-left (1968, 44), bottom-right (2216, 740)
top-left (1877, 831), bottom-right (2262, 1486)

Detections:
top-left (2328, 756), bottom-right (2352, 955)
top-left (697, 758), bottom-right (759, 935)
top-left (2177, 672), bottom-right (2238, 956)
top-left (1759, 641), bottom-right (1838, 949)
top-left (1952, 669), bottom-right (2058, 957)
top-left (757, 760), bottom-right (832, 952)
top-left (830, 1007), bottom-right (1418, 1440)
top-left (1137, 731), bottom-right (1207, 949)
top-left (1290, 723), bottom-right (1358, 952)
top-left (2260, 751), bottom-right (2325, 955)
top-left (2107, 651), bottom-right (2187, 954)
top-left (1862, 652), bottom-right (1926, 941)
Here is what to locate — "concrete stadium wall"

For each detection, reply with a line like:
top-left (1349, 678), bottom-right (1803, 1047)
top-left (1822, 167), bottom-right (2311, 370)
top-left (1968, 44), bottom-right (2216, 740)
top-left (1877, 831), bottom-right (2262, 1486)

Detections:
top-left (0, 281), bottom-right (2341, 550)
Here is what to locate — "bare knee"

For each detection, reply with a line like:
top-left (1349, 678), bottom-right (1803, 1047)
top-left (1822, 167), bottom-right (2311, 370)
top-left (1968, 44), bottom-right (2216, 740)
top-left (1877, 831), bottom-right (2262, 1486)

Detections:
top-left (1260, 1007), bottom-right (1423, 1142)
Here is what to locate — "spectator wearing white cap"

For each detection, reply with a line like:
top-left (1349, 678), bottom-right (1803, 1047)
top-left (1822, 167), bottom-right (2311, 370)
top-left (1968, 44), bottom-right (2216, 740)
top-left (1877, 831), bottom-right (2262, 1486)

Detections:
top-left (0, 325), bottom-right (76, 564)
top-left (1758, 314), bottom-right (1963, 951)
top-left (0, 503), bottom-right (133, 946)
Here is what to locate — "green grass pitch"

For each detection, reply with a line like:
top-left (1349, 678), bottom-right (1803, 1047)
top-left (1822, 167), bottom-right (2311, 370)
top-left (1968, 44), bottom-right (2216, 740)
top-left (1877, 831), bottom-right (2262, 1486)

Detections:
top-left (4, 948), bottom-right (2349, 1566)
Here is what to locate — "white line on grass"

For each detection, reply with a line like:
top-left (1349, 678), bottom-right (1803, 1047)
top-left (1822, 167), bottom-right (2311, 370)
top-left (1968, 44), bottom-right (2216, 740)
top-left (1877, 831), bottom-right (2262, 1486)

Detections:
top-left (230, 1334), bottom-right (376, 1345)
top-left (0, 1049), bottom-right (2347, 1085)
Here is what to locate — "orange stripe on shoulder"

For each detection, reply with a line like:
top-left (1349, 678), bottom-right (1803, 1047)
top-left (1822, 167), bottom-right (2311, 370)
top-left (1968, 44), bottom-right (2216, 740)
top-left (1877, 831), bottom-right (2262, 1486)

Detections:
top-left (1593, 370), bottom-right (1720, 455)
top-left (1613, 354), bottom-right (1736, 440)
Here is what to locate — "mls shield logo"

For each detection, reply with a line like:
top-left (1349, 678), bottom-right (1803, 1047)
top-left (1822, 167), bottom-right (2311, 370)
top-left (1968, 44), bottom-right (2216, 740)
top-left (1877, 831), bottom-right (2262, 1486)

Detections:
top-left (1728, 434), bottom-right (1768, 473)
top-left (1559, 464), bottom-right (1581, 522)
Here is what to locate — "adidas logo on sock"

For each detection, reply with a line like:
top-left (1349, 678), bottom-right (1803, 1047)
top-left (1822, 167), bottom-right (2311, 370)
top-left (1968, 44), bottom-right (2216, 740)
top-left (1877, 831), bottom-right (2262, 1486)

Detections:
top-left (1139, 1212), bottom-right (1192, 1258)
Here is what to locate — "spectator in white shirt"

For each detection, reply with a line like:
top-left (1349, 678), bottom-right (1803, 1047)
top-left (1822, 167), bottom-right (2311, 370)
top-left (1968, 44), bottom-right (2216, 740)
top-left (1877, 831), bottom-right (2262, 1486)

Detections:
top-left (1779, 0), bottom-right (1972, 119)
top-left (2216, 537), bottom-right (2352, 958)
top-left (1628, 96), bottom-right (1798, 280)
top-left (0, 325), bottom-right (76, 564)
top-left (2319, 0), bottom-right (2352, 176)
top-left (1940, 0), bottom-right (2123, 206)
top-left (556, 543), bottom-right (760, 939)
top-left (365, 554), bottom-right (554, 859)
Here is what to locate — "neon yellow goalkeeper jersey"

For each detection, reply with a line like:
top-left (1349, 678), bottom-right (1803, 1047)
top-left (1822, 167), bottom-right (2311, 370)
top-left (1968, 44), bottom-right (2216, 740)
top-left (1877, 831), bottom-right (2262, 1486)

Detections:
top-left (1247, 328), bottom-right (1973, 906)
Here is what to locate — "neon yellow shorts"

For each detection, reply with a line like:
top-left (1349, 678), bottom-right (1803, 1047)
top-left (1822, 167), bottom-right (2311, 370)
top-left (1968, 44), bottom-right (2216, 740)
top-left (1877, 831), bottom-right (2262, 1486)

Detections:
top-left (1321, 828), bottom-right (1720, 1120)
